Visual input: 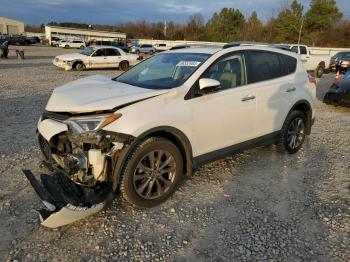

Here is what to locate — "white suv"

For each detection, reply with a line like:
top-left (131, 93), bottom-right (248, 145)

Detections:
top-left (61, 39), bottom-right (86, 49)
top-left (25, 46), bottom-right (316, 227)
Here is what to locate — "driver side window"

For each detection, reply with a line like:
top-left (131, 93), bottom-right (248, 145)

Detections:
top-left (201, 53), bottom-right (247, 91)
top-left (92, 49), bottom-right (105, 57)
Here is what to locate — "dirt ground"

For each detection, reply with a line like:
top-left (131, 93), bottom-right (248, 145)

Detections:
top-left (0, 46), bottom-right (349, 261)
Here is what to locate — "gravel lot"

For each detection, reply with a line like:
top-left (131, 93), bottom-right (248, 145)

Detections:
top-left (0, 46), bottom-right (349, 262)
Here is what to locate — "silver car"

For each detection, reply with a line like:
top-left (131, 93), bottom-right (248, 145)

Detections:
top-left (130, 44), bottom-right (155, 54)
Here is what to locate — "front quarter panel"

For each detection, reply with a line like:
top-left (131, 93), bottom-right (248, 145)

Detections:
top-left (102, 90), bottom-right (192, 142)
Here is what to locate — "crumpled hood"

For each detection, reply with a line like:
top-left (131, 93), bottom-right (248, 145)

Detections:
top-left (55, 53), bottom-right (88, 61)
top-left (46, 75), bottom-right (170, 112)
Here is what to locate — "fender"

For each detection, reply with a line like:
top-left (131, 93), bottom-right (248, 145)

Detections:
top-left (111, 126), bottom-right (193, 191)
top-left (287, 99), bottom-right (313, 134)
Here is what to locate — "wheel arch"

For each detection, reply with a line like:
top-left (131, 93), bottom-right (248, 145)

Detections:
top-left (287, 100), bottom-right (313, 135)
top-left (72, 60), bottom-right (83, 69)
top-left (112, 126), bottom-right (193, 191)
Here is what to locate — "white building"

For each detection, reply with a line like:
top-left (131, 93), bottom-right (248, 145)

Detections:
top-left (45, 26), bottom-right (126, 45)
top-left (0, 16), bottom-right (25, 35)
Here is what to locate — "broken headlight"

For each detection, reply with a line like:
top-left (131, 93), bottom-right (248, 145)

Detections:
top-left (65, 114), bottom-right (122, 133)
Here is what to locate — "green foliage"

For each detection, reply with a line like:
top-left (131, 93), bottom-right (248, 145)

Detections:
top-left (305, 0), bottom-right (342, 32)
top-left (206, 8), bottom-right (245, 42)
top-left (270, 0), bottom-right (304, 43)
top-left (241, 11), bottom-right (263, 41)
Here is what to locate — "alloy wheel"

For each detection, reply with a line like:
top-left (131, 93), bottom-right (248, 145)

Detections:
top-left (287, 117), bottom-right (305, 149)
top-left (133, 150), bottom-right (176, 200)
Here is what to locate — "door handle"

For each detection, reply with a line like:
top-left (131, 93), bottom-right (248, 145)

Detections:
top-left (241, 95), bottom-right (255, 102)
top-left (286, 87), bottom-right (296, 93)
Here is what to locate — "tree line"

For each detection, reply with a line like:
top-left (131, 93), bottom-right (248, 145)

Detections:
top-left (26, 0), bottom-right (349, 47)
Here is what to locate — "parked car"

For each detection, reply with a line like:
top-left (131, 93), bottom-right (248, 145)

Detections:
top-left (57, 40), bottom-right (68, 47)
top-left (287, 45), bottom-right (329, 78)
top-left (26, 45), bottom-right (316, 228)
top-left (328, 52), bottom-right (350, 71)
top-left (51, 37), bottom-right (62, 47)
top-left (61, 39), bottom-right (86, 49)
top-left (27, 36), bottom-right (41, 44)
top-left (5, 35), bottom-right (31, 46)
top-left (154, 43), bottom-right (170, 52)
top-left (323, 72), bottom-right (350, 106)
top-left (52, 45), bottom-right (140, 71)
top-left (130, 44), bottom-right (155, 54)
top-left (334, 53), bottom-right (350, 73)
top-left (90, 40), bottom-right (129, 53)
top-left (169, 44), bottom-right (192, 50)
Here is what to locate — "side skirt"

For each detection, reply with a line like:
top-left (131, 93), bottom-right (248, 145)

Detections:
top-left (193, 131), bottom-right (281, 169)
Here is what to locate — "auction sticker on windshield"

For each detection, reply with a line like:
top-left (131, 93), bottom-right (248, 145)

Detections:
top-left (176, 61), bottom-right (202, 67)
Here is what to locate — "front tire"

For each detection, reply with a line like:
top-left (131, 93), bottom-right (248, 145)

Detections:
top-left (119, 137), bottom-right (183, 208)
top-left (65, 45), bottom-right (69, 49)
top-left (75, 62), bottom-right (86, 71)
top-left (278, 111), bottom-right (307, 154)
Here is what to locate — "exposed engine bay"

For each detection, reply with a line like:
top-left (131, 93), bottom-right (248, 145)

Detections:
top-left (24, 113), bottom-right (134, 228)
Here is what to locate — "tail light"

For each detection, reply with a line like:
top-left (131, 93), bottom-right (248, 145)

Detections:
top-left (308, 75), bottom-right (316, 84)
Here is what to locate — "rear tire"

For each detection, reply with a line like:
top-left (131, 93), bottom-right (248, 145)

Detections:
top-left (119, 137), bottom-right (183, 208)
top-left (80, 45), bottom-right (85, 49)
top-left (277, 111), bottom-right (307, 154)
top-left (65, 45), bottom-right (69, 49)
top-left (119, 60), bottom-right (129, 71)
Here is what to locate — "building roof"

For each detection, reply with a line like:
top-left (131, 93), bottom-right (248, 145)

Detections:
top-left (0, 16), bottom-right (24, 24)
top-left (45, 25), bottom-right (125, 36)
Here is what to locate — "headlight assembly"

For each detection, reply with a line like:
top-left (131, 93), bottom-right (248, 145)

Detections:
top-left (65, 113), bottom-right (122, 133)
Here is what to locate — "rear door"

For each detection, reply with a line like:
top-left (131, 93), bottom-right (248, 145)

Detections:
top-left (104, 48), bottom-right (122, 68)
top-left (245, 50), bottom-right (295, 136)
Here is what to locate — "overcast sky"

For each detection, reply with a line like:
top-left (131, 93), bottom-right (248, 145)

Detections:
top-left (1, 0), bottom-right (349, 25)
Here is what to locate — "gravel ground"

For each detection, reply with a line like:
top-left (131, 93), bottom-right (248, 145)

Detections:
top-left (0, 46), bottom-right (349, 261)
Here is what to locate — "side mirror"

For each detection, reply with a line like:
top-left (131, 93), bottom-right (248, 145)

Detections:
top-left (199, 78), bottom-right (220, 91)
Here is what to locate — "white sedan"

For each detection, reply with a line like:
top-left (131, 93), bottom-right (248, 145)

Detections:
top-left (53, 46), bottom-right (141, 71)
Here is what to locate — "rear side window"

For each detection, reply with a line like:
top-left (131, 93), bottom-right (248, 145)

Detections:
top-left (105, 48), bottom-right (120, 56)
top-left (246, 51), bottom-right (296, 83)
top-left (279, 54), bottom-right (297, 75)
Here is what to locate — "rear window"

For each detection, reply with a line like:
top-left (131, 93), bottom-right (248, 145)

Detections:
top-left (246, 51), bottom-right (296, 83)
top-left (300, 46), bottom-right (307, 55)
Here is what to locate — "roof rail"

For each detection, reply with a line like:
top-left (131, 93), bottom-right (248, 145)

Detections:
top-left (223, 41), bottom-right (268, 49)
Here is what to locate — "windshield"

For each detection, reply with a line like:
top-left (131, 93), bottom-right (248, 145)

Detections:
top-left (114, 53), bottom-right (210, 89)
top-left (81, 47), bottom-right (95, 56)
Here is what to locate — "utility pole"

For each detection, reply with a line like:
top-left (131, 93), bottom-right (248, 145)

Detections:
top-left (164, 21), bottom-right (167, 37)
top-left (298, 16), bottom-right (304, 45)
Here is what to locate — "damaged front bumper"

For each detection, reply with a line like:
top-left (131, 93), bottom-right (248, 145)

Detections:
top-left (23, 169), bottom-right (113, 228)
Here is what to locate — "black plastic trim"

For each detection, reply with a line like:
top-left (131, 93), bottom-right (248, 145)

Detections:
top-left (193, 131), bottom-right (281, 168)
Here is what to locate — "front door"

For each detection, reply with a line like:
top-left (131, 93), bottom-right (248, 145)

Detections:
top-left (89, 49), bottom-right (107, 68)
top-left (190, 52), bottom-right (257, 157)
